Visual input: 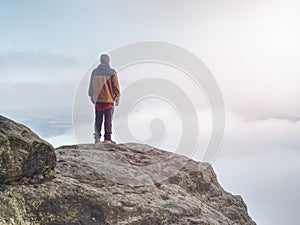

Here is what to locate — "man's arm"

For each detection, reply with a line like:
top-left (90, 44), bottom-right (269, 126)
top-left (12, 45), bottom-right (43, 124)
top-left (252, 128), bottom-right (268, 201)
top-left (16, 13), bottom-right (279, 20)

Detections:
top-left (88, 74), bottom-right (94, 103)
top-left (111, 72), bottom-right (120, 105)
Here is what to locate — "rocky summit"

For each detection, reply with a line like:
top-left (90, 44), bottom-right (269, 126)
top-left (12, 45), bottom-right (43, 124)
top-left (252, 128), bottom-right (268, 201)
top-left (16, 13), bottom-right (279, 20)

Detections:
top-left (0, 115), bottom-right (256, 225)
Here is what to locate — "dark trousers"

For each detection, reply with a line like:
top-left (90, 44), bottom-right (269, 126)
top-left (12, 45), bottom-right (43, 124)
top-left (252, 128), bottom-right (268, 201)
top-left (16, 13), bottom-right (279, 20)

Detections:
top-left (94, 107), bottom-right (114, 140)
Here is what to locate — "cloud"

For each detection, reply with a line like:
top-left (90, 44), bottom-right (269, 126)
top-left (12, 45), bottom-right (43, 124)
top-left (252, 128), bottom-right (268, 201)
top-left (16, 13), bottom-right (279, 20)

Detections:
top-left (44, 128), bottom-right (76, 148)
top-left (214, 148), bottom-right (300, 225)
top-left (0, 50), bottom-right (81, 84)
top-left (211, 111), bottom-right (300, 225)
top-left (216, 112), bottom-right (300, 157)
top-left (0, 82), bottom-right (75, 115)
top-left (0, 50), bottom-right (86, 115)
top-left (247, 116), bottom-right (300, 123)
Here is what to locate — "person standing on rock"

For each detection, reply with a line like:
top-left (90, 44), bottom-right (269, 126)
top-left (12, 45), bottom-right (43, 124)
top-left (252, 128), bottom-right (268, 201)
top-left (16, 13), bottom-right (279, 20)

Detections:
top-left (88, 54), bottom-right (120, 144)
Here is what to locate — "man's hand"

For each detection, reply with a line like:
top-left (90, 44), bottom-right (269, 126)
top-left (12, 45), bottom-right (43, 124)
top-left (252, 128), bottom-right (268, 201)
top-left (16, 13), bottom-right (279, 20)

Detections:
top-left (115, 97), bottom-right (120, 107)
top-left (90, 97), bottom-right (95, 104)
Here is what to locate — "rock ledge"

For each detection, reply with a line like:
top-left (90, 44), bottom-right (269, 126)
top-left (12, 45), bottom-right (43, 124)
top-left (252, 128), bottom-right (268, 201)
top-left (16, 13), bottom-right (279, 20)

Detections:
top-left (0, 116), bottom-right (256, 225)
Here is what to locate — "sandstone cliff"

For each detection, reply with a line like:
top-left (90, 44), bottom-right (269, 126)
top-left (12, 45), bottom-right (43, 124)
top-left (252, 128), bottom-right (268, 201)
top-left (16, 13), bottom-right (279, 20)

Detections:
top-left (0, 115), bottom-right (256, 225)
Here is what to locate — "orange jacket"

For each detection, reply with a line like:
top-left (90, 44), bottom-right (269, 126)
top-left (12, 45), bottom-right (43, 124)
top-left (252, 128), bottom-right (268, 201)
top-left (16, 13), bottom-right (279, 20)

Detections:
top-left (88, 70), bottom-right (120, 104)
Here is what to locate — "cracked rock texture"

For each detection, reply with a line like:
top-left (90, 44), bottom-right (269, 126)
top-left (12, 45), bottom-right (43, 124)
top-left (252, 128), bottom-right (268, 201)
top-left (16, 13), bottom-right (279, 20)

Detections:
top-left (0, 115), bottom-right (56, 184)
top-left (0, 116), bottom-right (256, 225)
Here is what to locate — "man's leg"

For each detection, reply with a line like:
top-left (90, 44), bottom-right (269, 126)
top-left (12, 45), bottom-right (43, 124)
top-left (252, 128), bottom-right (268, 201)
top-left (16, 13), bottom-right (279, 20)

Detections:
top-left (95, 109), bottom-right (104, 143)
top-left (104, 107), bottom-right (114, 141)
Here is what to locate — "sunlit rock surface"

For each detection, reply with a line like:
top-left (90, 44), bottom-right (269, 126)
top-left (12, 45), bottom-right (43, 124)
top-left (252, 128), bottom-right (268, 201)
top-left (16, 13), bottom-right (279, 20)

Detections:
top-left (0, 116), bottom-right (256, 225)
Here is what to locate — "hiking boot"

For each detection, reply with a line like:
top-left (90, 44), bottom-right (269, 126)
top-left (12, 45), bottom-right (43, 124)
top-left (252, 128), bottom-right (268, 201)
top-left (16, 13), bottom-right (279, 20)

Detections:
top-left (94, 133), bottom-right (100, 144)
top-left (103, 139), bottom-right (116, 144)
top-left (95, 138), bottom-right (100, 144)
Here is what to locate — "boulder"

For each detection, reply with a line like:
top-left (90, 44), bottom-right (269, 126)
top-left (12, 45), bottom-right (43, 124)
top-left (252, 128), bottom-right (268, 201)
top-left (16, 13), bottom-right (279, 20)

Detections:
top-left (0, 115), bottom-right (56, 184)
top-left (0, 116), bottom-right (256, 224)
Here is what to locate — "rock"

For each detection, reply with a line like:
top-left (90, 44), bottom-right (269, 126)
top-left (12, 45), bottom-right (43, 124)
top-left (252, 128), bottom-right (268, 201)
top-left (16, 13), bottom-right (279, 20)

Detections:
top-left (0, 117), bottom-right (256, 224)
top-left (0, 117), bottom-right (255, 225)
top-left (0, 115), bottom-right (56, 184)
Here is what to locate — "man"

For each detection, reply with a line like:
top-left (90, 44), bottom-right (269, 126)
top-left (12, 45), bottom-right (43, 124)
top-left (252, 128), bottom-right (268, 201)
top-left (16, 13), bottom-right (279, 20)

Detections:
top-left (88, 54), bottom-right (120, 144)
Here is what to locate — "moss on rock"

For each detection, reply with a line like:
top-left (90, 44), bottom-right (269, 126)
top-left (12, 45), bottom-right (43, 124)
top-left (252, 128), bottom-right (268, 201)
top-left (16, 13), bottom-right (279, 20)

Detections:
top-left (0, 115), bottom-right (56, 184)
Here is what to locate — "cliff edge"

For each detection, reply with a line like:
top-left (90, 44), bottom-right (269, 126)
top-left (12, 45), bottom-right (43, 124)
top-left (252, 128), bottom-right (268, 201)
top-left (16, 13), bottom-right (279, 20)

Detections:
top-left (0, 115), bottom-right (256, 225)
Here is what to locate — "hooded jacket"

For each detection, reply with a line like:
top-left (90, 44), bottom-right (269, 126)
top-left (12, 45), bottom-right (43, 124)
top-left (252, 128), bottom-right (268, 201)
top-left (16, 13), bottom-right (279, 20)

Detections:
top-left (88, 54), bottom-right (120, 104)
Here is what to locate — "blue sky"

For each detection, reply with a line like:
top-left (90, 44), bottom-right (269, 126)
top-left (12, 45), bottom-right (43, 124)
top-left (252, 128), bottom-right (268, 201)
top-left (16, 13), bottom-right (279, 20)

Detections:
top-left (1, 0), bottom-right (299, 117)
top-left (1, 1), bottom-right (132, 56)
top-left (1, 1), bottom-right (300, 224)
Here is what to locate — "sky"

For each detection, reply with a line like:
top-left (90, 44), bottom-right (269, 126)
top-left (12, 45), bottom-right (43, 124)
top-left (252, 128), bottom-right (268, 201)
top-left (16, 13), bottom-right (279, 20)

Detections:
top-left (1, 1), bottom-right (300, 224)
